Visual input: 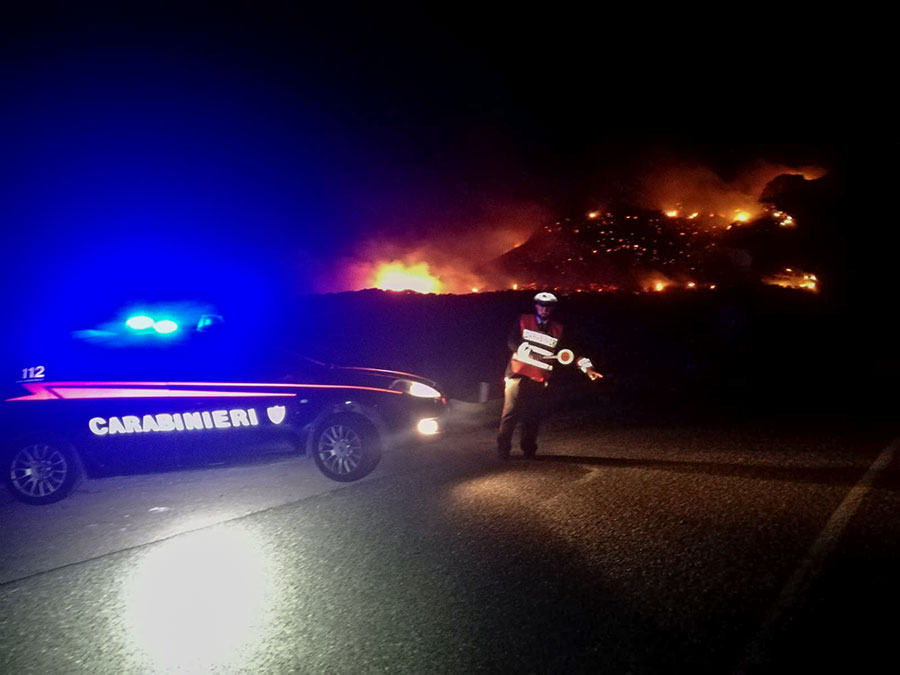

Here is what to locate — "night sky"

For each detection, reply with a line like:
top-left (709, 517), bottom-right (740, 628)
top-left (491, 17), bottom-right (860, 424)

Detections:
top-left (1, 4), bottom-right (891, 329)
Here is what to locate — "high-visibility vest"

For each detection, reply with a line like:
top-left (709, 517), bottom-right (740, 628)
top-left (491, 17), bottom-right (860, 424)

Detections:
top-left (509, 314), bottom-right (564, 383)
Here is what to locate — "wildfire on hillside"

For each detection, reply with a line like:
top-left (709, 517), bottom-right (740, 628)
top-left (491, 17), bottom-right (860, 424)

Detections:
top-left (365, 201), bottom-right (817, 295)
top-left (336, 162), bottom-right (828, 296)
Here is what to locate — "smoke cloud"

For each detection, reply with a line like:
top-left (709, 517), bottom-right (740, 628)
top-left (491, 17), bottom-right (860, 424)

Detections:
top-left (634, 160), bottom-right (826, 220)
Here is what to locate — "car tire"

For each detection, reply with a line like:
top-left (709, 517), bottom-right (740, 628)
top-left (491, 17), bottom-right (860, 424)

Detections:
top-left (4, 437), bottom-right (84, 505)
top-left (312, 414), bottom-right (381, 482)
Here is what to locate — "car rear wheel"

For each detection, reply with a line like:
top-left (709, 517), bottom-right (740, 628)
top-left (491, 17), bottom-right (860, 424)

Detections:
top-left (312, 414), bottom-right (381, 482)
top-left (4, 438), bottom-right (83, 505)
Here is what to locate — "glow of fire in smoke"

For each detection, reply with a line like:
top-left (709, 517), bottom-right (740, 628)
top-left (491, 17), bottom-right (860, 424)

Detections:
top-left (642, 161), bottom-right (825, 230)
top-left (372, 261), bottom-right (443, 293)
top-left (328, 200), bottom-right (549, 294)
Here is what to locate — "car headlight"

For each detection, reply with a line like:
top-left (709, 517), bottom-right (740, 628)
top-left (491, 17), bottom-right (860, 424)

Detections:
top-left (417, 417), bottom-right (440, 435)
top-left (392, 379), bottom-right (442, 399)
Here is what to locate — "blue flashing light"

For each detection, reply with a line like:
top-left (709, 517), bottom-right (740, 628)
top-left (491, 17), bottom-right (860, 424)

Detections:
top-left (126, 315), bottom-right (155, 330)
top-left (153, 319), bottom-right (179, 334)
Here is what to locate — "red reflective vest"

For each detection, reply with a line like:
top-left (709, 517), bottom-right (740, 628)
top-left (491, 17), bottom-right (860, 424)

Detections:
top-left (508, 314), bottom-right (564, 383)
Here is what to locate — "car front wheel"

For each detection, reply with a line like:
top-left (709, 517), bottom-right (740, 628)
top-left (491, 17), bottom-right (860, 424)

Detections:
top-left (312, 414), bottom-right (381, 482)
top-left (4, 438), bottom-right (83, 505)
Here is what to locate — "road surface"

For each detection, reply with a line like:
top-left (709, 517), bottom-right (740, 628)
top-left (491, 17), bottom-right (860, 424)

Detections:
top-left (1, 408), bottom-right (898, 673)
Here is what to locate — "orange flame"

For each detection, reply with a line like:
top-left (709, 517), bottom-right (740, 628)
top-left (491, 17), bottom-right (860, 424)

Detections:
top-left (763, 269), bottom-right (818, 292)
top-left (371, 261), bottom-right (443, 293)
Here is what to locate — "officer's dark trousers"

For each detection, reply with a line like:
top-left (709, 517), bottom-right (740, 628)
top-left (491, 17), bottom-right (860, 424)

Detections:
top-left (497, 376), bottom-right (547, 455)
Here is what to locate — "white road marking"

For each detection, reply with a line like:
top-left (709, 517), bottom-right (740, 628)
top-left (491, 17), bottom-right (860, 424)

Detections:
top-left (733, 435), bottom-right (900, 673)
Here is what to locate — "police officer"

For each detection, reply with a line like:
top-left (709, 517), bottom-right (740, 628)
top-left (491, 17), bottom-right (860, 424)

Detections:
top-left (497, 292), bottom-right (602, 459)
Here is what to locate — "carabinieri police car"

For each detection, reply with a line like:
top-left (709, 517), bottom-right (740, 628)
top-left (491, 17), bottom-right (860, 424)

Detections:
top-left (2, 308), bottom-right (445, 504)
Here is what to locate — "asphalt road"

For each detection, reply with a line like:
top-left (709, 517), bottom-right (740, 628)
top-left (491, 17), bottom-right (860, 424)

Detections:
top-left (1, 409), bottom-right (898, 674)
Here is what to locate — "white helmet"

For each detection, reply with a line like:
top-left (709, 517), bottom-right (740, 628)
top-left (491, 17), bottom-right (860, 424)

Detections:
top-left (534, 292), bottom-right (558, 306)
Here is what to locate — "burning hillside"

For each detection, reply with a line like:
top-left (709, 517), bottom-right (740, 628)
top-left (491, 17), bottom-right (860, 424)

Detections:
top-left (352, 200), bottom-right (823, 296)
top-left (326, 162), bottom-right (832, 296)
top-left (480, 200), bottom-right (824, 293)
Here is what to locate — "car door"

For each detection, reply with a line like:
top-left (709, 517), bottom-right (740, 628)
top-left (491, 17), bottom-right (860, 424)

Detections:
top-left (164, 333), bottom-right (304, 466)
top-left (57, 342), bottom-right (186, 475)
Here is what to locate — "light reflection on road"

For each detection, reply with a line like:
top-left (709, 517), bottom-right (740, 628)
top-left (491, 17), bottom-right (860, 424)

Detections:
top-left (123, 523), bottom-right (273, 673)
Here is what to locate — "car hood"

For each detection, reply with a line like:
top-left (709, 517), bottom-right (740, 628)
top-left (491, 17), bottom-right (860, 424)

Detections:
top-left (317, 364), bottom-right (440, 390)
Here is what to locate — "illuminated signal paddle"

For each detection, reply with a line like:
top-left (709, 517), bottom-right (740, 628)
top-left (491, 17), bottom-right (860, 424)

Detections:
top-left (516, 343), bottom-right (575, 366)
top-left (554, 349), bottom-right (575, 365)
